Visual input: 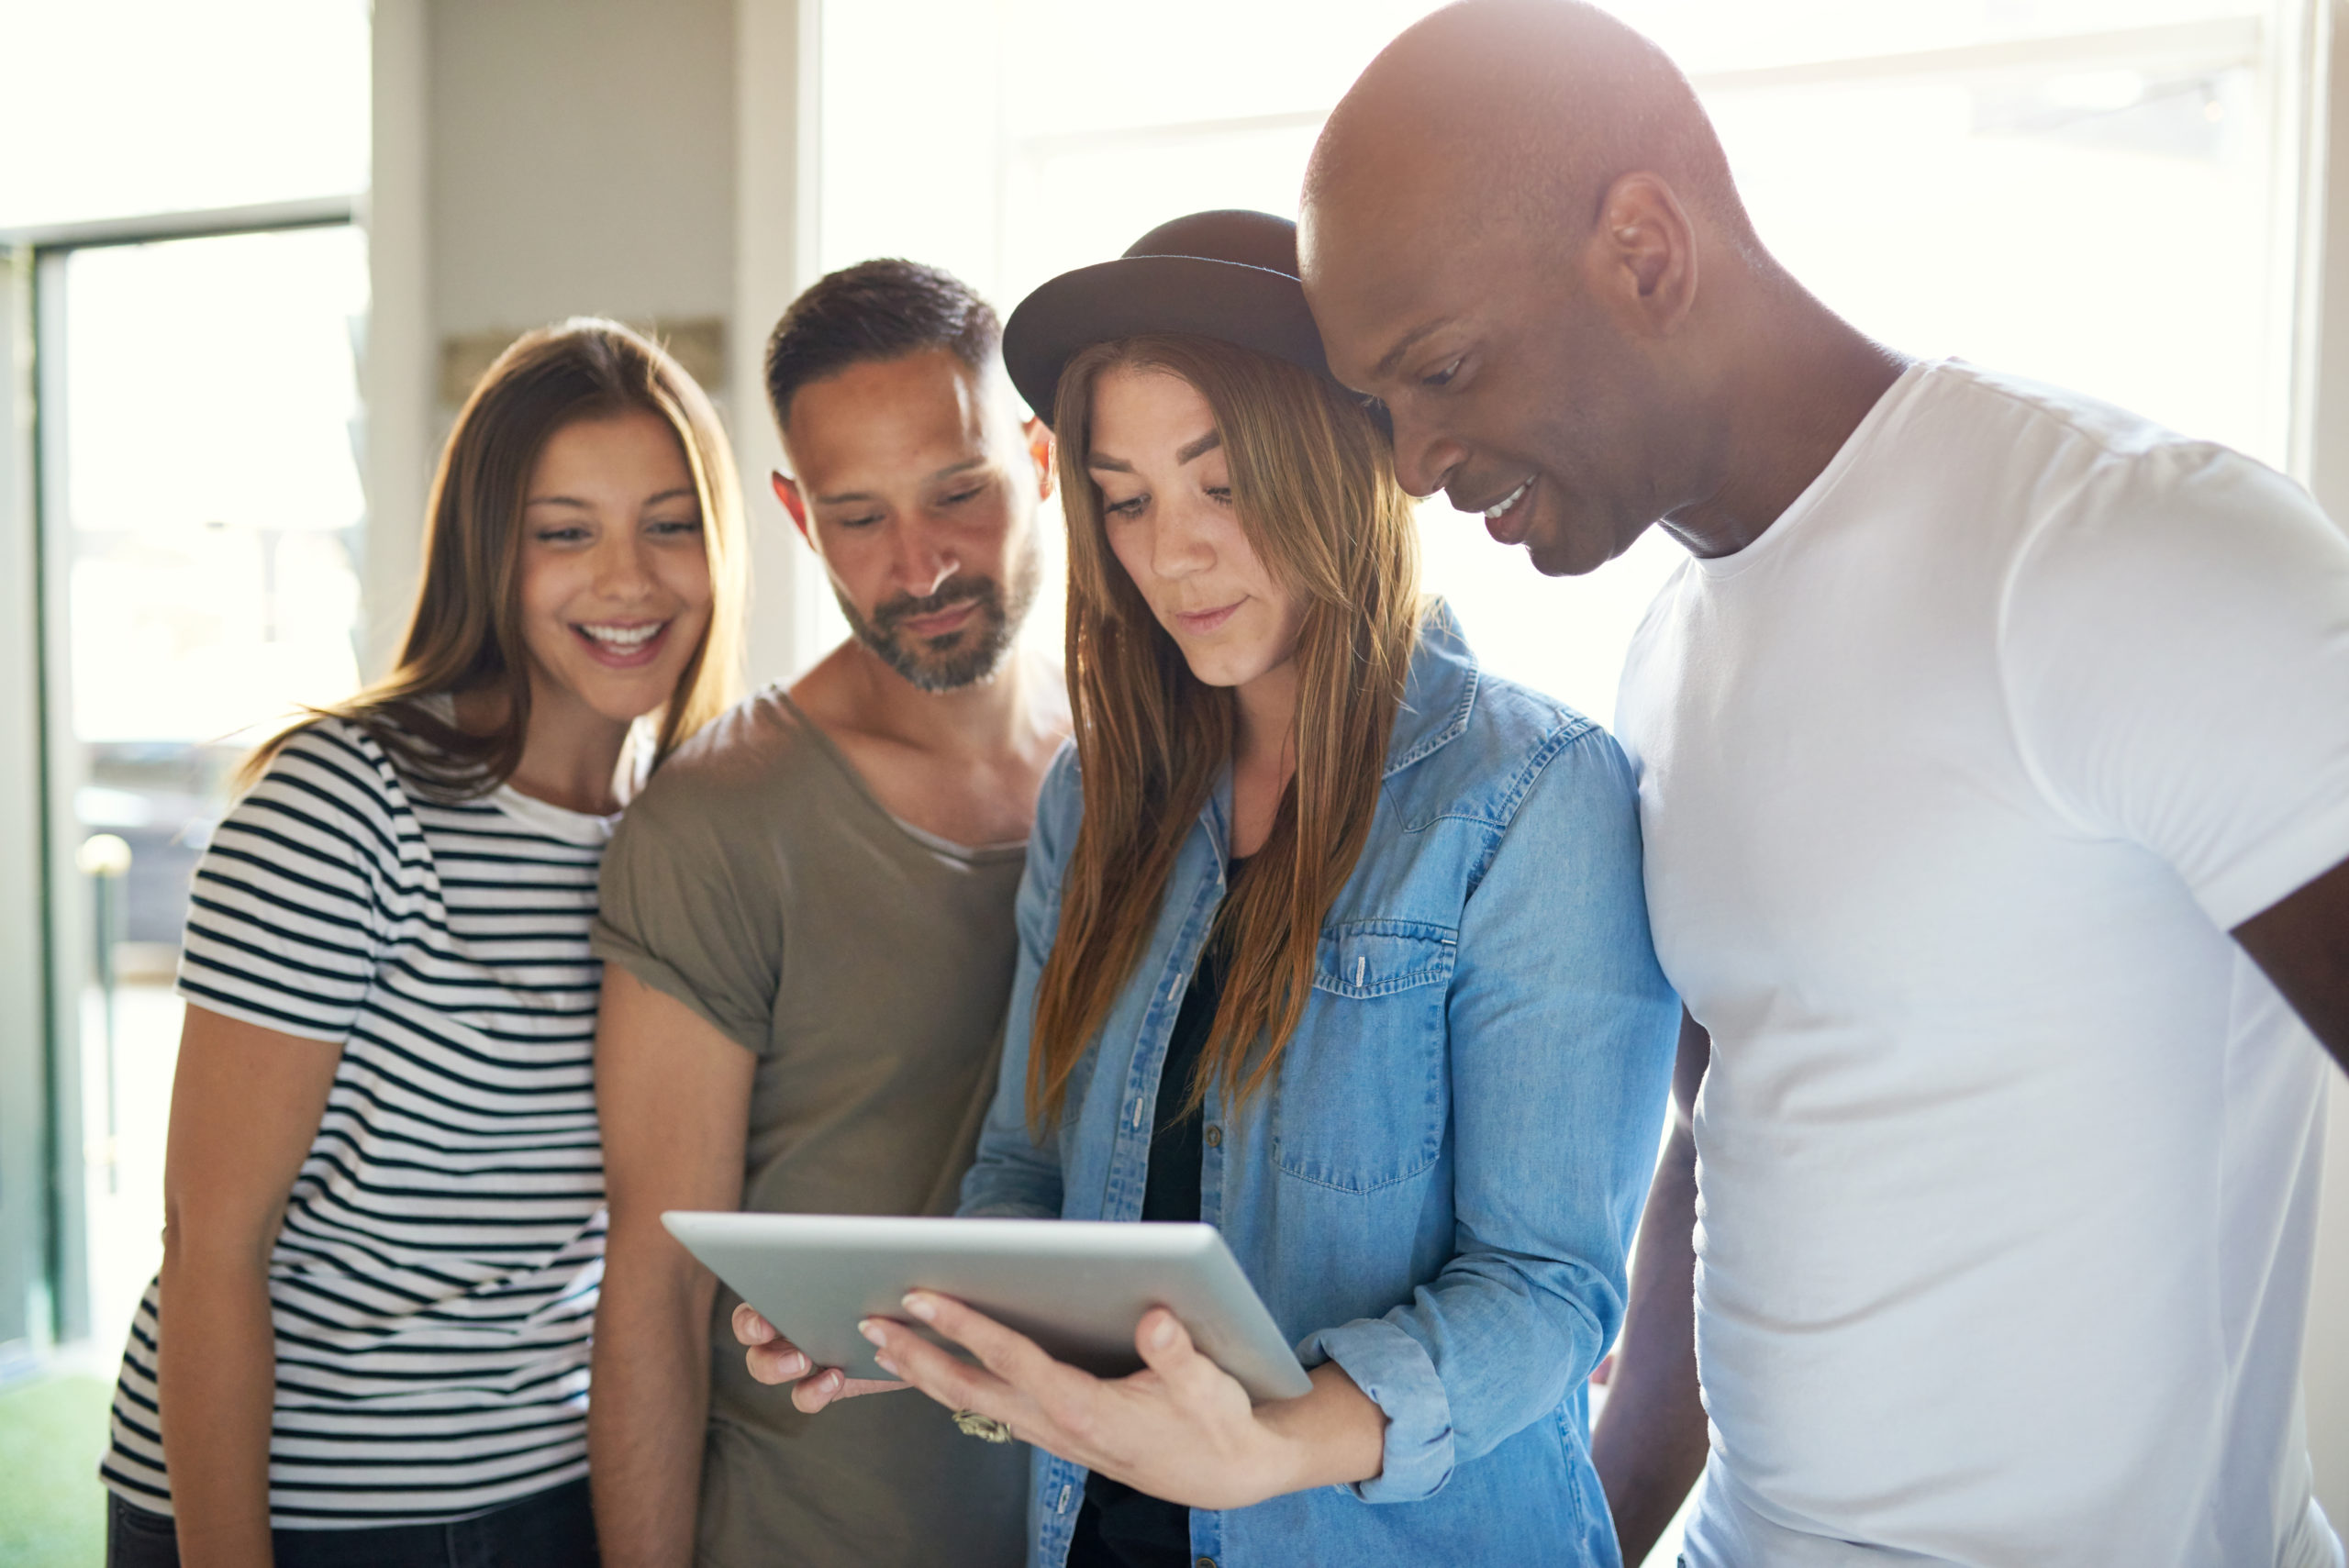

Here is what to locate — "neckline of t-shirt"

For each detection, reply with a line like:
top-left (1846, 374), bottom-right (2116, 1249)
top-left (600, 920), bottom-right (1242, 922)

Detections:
top-left (400, 693), bottom-right (621, 843)
top-left (1690, 356), bottom-right (1939, 582)
top-left (774, 689), bottom-right (1030, 864)
top-left (488, 783), bottom-right (621, 845)
top-left (889, 811), bottom-right (1028, 860)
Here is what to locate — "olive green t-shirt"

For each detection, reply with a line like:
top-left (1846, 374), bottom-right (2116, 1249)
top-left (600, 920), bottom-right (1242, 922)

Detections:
top-left (592, 690), bottom-right (1030, 1568)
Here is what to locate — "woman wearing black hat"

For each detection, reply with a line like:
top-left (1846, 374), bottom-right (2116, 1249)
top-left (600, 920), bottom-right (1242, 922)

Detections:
top-left (737, 211), bottom-right (1681, 1568)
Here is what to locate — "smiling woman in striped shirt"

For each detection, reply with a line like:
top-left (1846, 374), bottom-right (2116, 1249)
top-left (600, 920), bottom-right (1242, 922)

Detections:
top-left (97, 318), bottom-right (747, 1568)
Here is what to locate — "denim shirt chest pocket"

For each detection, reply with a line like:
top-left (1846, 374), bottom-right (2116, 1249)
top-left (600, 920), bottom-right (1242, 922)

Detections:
top-left (1272, 917), bottom-right (1457, 1192)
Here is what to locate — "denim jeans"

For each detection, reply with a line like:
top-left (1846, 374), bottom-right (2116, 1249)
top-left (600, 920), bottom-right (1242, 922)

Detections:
top-left (106, 1480), bottom-right (599, 1568)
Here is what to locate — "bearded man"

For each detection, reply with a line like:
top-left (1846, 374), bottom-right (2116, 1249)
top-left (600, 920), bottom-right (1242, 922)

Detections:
top-left (588, 260), bottom-right (1065, 1568)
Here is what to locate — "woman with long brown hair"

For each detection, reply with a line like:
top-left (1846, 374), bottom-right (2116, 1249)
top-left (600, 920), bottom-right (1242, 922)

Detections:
top-left (737, 213), bottom-right (1682, 1567)
top-left (98, 318), bottom-right (746, 1568)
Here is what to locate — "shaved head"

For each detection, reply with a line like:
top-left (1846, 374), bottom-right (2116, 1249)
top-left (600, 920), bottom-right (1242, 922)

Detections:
top-left (1305, 0), bottom-right (1750, 254)
top-left (1297, 0), bottom-right (1842, 577)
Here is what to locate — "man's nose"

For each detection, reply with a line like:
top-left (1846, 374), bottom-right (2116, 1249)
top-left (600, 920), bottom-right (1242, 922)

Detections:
top-left (1387, 410), bottom-right (1466, 502)
top-left (895, 521), bottom-right (957, 597)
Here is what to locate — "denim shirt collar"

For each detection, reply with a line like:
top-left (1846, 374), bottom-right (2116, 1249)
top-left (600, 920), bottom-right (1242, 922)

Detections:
top-left (1382, 599), bottom-right (1478, 780)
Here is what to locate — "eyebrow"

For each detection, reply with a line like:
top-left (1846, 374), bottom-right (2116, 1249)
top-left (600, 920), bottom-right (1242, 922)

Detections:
top-left (1087, 429), bottom-right (1222, 473)
top-left (1374, 317), bottom-right (1456, 381)
top-left (813, 456), bottom-right (988, 506)
top-left (524, 485), bottom-right (698, 509)
top-left (1176, 429), bottom-right (1222, 464)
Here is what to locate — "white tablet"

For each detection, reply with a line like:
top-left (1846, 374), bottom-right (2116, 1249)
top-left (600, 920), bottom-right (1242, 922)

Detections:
top-left (662, 1212), bottom-right (1315, 1403)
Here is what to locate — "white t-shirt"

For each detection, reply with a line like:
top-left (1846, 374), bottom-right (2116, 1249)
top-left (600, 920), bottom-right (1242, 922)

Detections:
top-left (1614, 360), bottom-right (2349, 1568)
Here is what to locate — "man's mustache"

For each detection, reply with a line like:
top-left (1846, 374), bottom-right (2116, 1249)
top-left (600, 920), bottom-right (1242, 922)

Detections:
top-left (870, 575), bottom-right (1001, 633)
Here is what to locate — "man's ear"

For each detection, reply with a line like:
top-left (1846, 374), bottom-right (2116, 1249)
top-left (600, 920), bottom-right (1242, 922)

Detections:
top-left (1589, 172), bottom-right (1698, 337)
top-left (1024, 417), bottom-right (1056, 502)
top-left (772, 471), bottom-right (813, 547)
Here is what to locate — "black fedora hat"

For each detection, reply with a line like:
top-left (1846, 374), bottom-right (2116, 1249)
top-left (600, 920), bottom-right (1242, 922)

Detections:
top-left (1003, 209), bottom-right (1332, 429)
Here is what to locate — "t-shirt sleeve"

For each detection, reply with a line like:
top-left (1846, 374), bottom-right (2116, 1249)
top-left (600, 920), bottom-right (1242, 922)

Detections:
top-left (2000, 443), bottom-right (2349, 930)
top-left (175, 723), bottom-right (395, 1043)
top-left (591, 773), bottom-right (782, 1054)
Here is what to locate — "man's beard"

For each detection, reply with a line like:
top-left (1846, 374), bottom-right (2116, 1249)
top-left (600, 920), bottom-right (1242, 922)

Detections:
top-left (837, 538), bottom-right (1041, 694)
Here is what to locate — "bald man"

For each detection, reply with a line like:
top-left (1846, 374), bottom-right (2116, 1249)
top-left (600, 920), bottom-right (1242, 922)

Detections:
top-left (1300, 5), bottom-right (2349, 1568)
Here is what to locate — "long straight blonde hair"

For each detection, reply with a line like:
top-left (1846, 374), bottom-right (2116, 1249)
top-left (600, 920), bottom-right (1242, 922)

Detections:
top-left (241, 317), bottom-right (748, 797)
top-left (1029, 333), bottom-right (1422, 1128)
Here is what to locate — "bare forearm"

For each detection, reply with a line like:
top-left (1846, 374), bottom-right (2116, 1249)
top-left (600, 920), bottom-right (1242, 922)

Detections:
top-left (158, 1249), bottom-right (279, 1568)
top-left (153, 1009), bottom-right (343, 1568)
top-left (589, 1226), bottom-right (718, 1568)
top-left (1595, 1010), bottom-right (1712, 1565)
top-left (1258, 1360), bottom-right (1389, 1496)
top-left (1592, 1122), bottom-right (1709, 1564)
top-left (588, 969), bottom-right (760, 1562)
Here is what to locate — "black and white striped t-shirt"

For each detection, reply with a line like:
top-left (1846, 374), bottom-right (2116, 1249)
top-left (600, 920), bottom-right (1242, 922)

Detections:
top-left (101, 717), bottom-right (613, 1528)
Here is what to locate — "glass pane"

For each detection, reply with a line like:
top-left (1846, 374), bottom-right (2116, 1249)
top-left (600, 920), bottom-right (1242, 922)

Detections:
top-left (55, 224), bottom-right (368, 1354)
top-left (0, 0), bottom-right (368, 228)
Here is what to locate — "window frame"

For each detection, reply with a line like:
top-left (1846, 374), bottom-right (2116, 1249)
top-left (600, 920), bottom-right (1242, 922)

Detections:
top-left (0, 194), bottom-right (357, 1362)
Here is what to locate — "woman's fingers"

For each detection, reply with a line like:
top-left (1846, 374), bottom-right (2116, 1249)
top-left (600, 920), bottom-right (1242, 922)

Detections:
top-left (791, 1365), bottom-right (846, 1412)
top-left (1130, 1307), bottom-right (1249, 1426)
top-left (733, 1302), bottom-right (787, 1349)
top-left (730, 1305), bottom-right (908, 1405)
top-left (735, 1305), bottom-right (813, 1387)
top-left (903, 1291), bottom-right (1076, 1397)
top-left (730, 1304), bottom-right (826, 1392)
top-left (1131, 1307), bottom-right (1207, 1385)
top-left (743, 1340), bottom-right (809, 1385)
top-left (785, 1365), bottom-right (911, 1413)
top-left (882, 1292), bottom-right (1132, 1456)
top-left (860, 1308), bottom-right (1018, 1420)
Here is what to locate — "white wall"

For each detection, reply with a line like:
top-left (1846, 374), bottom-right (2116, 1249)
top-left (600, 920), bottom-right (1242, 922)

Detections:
top-left (365, 0), bottom-right (810, 684)
top-left (427, 1), bottom-right (735, 342)
top-left (731, 0), bottom-right (825, 688)
top-left (361, 0), bottom-right (431, 681)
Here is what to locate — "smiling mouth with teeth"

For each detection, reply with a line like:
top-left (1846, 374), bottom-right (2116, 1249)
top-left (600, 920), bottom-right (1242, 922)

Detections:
top-left (1484, 477), bottom-right (1534, 520)
top-left (577, 621), bottom-right (666, 651)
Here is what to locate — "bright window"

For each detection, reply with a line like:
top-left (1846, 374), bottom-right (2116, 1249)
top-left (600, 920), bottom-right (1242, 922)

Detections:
top-left (817, 0), bottom-right (2298, 728)
top-left (60, 227), bottom-right (370, 751)
top-left (11, 0), bottom-right (373, 1369)
top-left (0, 0), bottom-right (369, 228)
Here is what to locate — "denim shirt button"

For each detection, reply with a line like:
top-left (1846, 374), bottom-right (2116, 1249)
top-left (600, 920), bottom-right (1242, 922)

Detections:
top-left (1204, 1124), bottom-right (1222, 1149)
top-left (1055, 1482), bottom-right (1071, 1514)
top-left (1194, 1559), bottom-right (1218, 1568)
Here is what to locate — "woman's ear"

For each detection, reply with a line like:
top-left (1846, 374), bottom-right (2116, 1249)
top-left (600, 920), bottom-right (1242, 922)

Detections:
top-left (1026, 418), bottom-right (1056, 502)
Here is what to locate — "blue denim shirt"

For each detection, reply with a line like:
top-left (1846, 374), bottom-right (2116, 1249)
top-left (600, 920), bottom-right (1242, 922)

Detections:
top-left (959, 606), bottom-right (1680, 1568)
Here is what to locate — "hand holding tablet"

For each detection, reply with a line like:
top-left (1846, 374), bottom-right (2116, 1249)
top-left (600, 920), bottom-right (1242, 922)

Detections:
top-left (856, 1288), bottom-right (1386, 1512)
top-left (671, 1212), bottom-right (1385, 1506)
